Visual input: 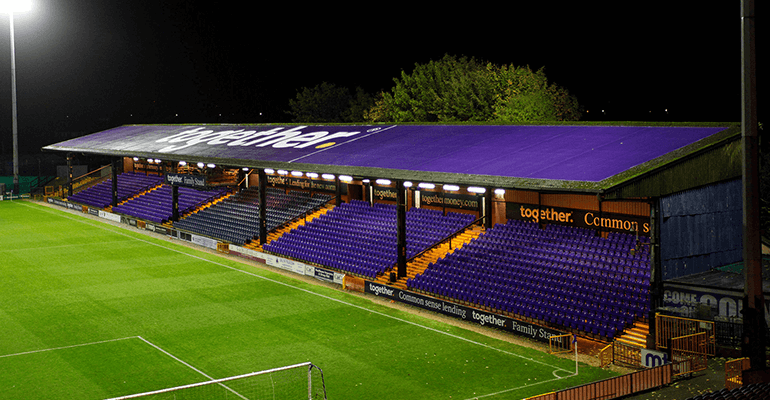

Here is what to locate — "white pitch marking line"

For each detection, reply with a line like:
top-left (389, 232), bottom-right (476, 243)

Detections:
top-left (134, 336), bottom-right (249, 400)
top-left (24, 202), bottom-right (575, 393)
top-left (0, 336), bottom-right (138, 359)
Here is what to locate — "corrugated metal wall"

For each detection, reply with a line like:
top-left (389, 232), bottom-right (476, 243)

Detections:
top-left (660, 179), bottom-right (743, 279)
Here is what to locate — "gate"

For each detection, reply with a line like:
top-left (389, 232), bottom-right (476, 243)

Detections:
top-left (670, 331), bottom-right (710, 377)
top-left (656, 313), bottom-right (715, 356)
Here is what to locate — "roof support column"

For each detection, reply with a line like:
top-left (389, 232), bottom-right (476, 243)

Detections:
top-left (171, 184), bottom-right (179, 222)
top-left (484, 187), bottom-right (493, 229)
top-left (647, 199), bottom-right (662, 349)
top-left (111, 158), bottom-right (119, 207)
top-left (66, 152), bottom-right (73, 198)
top-left (396, 179), bottom-right (407, 279)
top-left (740, 0), bottom-right (765, 371)
top-left (259, 168), bottom-right (267, 246)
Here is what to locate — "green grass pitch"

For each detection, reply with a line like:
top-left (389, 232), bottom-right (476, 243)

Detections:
top-left (0, 201), bottom-right (618, 399)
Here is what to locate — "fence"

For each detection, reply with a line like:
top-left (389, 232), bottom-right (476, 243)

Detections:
top-left (525, 363), bottom-right (672, 400)
top-left (725, 357), bottom-right (751, 390)
top-left (549, 334), bottom-right (574, 355)
top-left (656, 314), bottom-right (715, 356)
top-left (670, 331), bottom-right (709, 376)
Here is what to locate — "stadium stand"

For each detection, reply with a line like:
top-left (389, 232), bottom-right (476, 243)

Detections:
top-left (263, 200), bottom-right (475, 280)
top-left (173, 187), bottom-right (332, 245)
top-left (112, 184), bottom-right (230, 224)
top-left (67, 172), bottom-right (164, 209)
top-left (407, 219), bottom-right (651, 339)
top-left (686, 382), bottom-right (770, 400)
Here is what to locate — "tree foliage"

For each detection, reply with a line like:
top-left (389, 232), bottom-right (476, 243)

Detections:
top-left (365, 54), bottom-right (582, 123)
top-left (287, 82), bottom-right (374, 123)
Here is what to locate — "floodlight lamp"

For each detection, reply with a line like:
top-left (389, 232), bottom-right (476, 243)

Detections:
top-left (494, 188), bottom-right (506, 195)
top-left (362, 179), bottom-right (370, 183)
top-left (242, 167), bottom-right (249, 171)
top-left (0, 0), bottom-right (32, 13)
top-left (197, 162), bottom-right (205, 168)
top-left (375, 179), bottom-right (391, 185)
top-left (403, 181), bottom-right (412, 188)
top-left (264, 168), bottom-right (275, 174)
top-left (306, 172), bottom-right (319, 178)
top-left (179, 161), bottom-right (187, 166)
top-left (467, 186), bottom-right (486, 194)
top-left (207, 163), bottom-right (216, 168)
top-left (443, 184), bottom-right (460, 191)
top-left (146, 158), bottom-right (154, 164)
top-left (339, 175), bottom-right (353, 182)
top-left (277, 170), bottom-right (288, 175)
top-left (418, 182), bottom-right (435, 189)
top-left (291, 171), bottom-right (303, 177)
top-left (132, 157), bottom-right (139, 161)
top-left (321, 174), bottom-right (335, 180)
top-left (155, 159), bottom-right (162, 164)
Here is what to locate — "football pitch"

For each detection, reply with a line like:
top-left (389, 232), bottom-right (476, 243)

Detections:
top-left (0, 201), bottom-right (618, 399)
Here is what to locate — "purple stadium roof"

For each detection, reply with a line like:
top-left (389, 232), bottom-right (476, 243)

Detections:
top-left (43, 124), bottom-right (730, 187)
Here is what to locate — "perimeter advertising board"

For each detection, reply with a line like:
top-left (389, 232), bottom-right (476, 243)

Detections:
top-left (365, 281), bottom-right (563, 343)
top-left (507, 202), bottom-right (650, 235)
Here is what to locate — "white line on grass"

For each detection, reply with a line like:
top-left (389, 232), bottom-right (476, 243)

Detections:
top-left (24, 202), bottom-right (575, 396)
top-left (0, 336), bottom-right (138, 359)
top-left (134, 336), bottom-right (248, 400)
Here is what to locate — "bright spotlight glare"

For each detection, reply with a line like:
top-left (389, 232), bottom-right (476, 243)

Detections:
top-left (375, 179), bottom-right (391, 185)
top-left (0, 0), bottom-right (32, 13)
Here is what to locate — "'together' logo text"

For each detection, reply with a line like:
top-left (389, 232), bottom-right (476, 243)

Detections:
top-left (155, 126), bottom-right (363, 153)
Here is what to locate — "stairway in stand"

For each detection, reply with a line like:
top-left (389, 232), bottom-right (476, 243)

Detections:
top-left (376, 225), bottom-right (484, 290)
top-left (243, 205), bottom-right (332, 252)
top-left (615, 320), bottom-right (649, 348)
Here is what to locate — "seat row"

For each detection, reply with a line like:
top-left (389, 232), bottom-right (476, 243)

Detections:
top-left (173, 187), bottom-right (332, 245)
top-left (68, 172), bottom-right (163, 208)
top-left (264, 200), bottom-right (475, 279)
top-left (113, 185), bottom-right (229, 224)
top-left (407, 218), bottom-right (652, 339)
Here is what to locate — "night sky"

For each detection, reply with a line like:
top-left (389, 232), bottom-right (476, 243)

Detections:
top-left (0, 1), bottom-right (762, 155)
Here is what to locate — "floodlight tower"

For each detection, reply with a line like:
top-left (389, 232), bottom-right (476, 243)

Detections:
top-left (1, 0), bottom-right (31, 195)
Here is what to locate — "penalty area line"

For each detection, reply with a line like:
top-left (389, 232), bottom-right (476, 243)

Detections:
top-left (0, 336), bottom-right (139, 359)
top-left (26, 202), bottom-right (574, 376)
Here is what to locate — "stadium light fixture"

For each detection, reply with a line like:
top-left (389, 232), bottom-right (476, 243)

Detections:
top-left (132, 157), bottom-right (139, 161)
top-left (362, 178), bottom-right (370, 183)
top-left (291, 171), bottom-right (303, 177)
top-left (242, 167), bottom-right (249, 171)
top-left (494, 188), bottom-right (506, 196)
top-left (306, 172), bottom-right (318, 178)
top-left (206, 163), bottom-right (215, 168)
top-left (467, 186), bottom-right (486, 194)
top-left (403, 181), bottom-right (412, 188)
top-left (443, 184), bottom-right (460, 191)
top-left (197, 162), bottom-right (205, 168)
top-left (264, 168), bottom-right (275, 174)
top-left (321, 173), bottom-right (335, 180)
top-left (375, 179), bottom-right (391, 185)
top-left (339, 175), bottom-right (353, 182)
top-left (418, 182), bottom-right (435, 189)
top-left (155, 159), bottom-right (162, 164)
top-left (179, 161), bottom-right (187, 166)
top-left (2, 0), bottom-right (31, 194)
top-left (277, 169), bottom-right (288, 175)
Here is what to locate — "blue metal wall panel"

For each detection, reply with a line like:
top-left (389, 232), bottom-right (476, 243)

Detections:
top-left (661, 179), bottom-right (742, 280)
